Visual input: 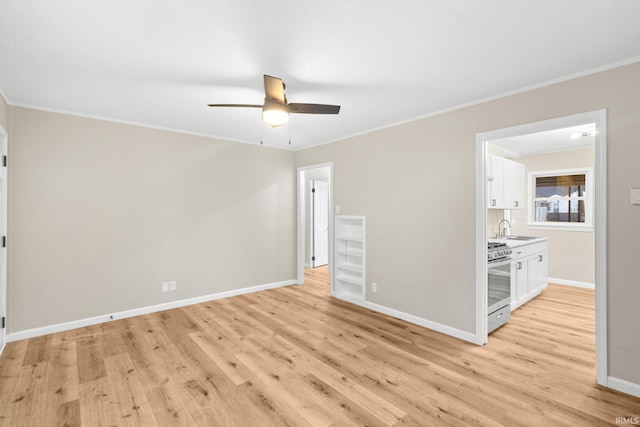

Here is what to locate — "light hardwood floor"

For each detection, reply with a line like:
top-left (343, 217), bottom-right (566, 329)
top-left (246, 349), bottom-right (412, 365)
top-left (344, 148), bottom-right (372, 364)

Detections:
top-left (1, 267), bottom-right (639, 426)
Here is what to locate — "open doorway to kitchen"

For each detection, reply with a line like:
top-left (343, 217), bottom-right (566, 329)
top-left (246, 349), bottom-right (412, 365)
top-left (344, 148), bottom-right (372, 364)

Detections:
top-left (475, 110), bottom-right (607, 386)
top-left (297, 163), bottom-right (333, 291)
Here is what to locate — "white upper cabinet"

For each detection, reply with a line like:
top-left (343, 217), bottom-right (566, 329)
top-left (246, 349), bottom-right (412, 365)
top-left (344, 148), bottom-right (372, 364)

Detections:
top-left (504, 160), bottom-right (525, 209)
top-left (487, 155), bottom-right (505, 209)
top-left (487, 154), bottom-right (524, 210)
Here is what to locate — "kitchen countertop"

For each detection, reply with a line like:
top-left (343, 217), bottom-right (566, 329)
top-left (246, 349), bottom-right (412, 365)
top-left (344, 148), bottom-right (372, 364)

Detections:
top-left (488, 236), bottom-right (548, 248)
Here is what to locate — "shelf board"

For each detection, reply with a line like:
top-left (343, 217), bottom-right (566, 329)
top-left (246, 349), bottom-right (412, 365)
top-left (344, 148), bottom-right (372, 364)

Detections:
top-left (336, 250), bottom-right (363, 257)
top-left (336, 263), bottom-right (363, 273)
top-left (336, 236), bottom-right (364, 242)
top-left (335, 291), bottom-right (364, 305)
top-left (336, 275), bottom-right (363, 286)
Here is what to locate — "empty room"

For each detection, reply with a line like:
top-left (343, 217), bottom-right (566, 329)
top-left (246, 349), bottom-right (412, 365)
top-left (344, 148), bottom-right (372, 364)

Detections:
top-left (1, 1), bottom-right (640, 426)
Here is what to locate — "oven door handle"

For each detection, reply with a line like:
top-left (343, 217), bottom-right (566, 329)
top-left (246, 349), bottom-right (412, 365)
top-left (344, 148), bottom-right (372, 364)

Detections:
top-left (488, 258), bottom-right (512, 268)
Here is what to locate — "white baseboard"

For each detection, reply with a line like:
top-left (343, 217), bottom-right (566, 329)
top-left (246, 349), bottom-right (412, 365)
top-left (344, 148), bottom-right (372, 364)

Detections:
top-left (548, 277), bottom-right (595, 289)
top-left (608, 376), bottom-right (640, 398)
top-left (339, 298), bottom-right (477, 344)
top-left (7, 279), bottom-right (296, 343)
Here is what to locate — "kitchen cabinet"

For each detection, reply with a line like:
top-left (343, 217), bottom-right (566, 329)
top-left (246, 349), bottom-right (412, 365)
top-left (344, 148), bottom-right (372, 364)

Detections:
top-left (510, 240), bottom-right (548, 310)
top-left (504, 159), bottom-right (525, 209)
top-left (487, 154), bottom-right (525, 210)
top-left (487, 155), bottom-right (505, 209)
top-left (334, 215), bottom-right (365, 304)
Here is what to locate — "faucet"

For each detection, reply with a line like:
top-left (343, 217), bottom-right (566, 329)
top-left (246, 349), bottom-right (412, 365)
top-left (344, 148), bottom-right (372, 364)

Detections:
top-left (497, 219), bottom-right (511, 237)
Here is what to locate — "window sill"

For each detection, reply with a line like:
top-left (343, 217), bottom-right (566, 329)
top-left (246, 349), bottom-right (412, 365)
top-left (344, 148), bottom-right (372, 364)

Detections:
top-left (527, 223), bottom-right (593, 232)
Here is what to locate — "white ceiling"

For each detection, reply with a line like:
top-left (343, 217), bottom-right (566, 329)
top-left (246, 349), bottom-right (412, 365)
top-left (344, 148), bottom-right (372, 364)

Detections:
top-left (1, 1), bottom-right (639, 150)
top-left (489, 123), bottom-right (596, 158)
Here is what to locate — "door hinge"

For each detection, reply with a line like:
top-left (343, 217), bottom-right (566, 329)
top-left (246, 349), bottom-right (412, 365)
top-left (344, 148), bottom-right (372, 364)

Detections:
top-left (311, 188), bottom-right (315, 193)
top-left (1, 317), bottom-right (5, 329)
top-left (2, 156), bottom-right (6, 167)
top-left (312, 256), bottom-right (316, 261)
top-left (1, 236), bottom-right (5, 248)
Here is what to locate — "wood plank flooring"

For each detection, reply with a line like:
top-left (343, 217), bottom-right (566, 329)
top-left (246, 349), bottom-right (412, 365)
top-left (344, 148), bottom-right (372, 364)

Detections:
top-left (1, 267), bottom-right (639, 426)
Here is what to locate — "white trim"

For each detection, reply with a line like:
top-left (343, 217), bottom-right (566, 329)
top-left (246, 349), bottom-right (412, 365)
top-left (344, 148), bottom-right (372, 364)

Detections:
top-left (341, 298), bottom-right (477, 344)
top-left (297, 163), bottom-right (334, 287)
top-left (607, 376), bottom-right (640, 399)
top-left (548, 277), bottom-right (595, 290)
top-left (475, 134), bottom-right (488, 345)
top-left (6, 279), bottom-right (296, 342)
top-left (9, 103), bottom-right (294, 151)
top-left (594, 110), bottom-right (608, 386)
top-left (297, 57), bottom-right (640, 152)
top-left (0, 127), bottom-right (9, 355)
top-left (0, 88), bottom-right (9, 106)
top-left (476, 109), bottom-right (608, 385)
top-left (0, 126), bottom-right (6, 357)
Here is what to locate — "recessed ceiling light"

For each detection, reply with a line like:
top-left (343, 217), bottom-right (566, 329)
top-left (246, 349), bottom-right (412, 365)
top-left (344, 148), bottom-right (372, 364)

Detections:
top-left (570, 131), bottom-right (594, 139)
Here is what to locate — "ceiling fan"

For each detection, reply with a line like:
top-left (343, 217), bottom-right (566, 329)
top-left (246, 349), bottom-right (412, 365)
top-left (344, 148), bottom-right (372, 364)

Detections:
top-left (208, 75), bottom-right (340, 128)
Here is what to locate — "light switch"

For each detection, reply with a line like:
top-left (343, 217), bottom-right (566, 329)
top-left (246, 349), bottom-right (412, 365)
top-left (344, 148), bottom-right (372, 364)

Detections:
top-left (631, 188), bottom-right (640, 206)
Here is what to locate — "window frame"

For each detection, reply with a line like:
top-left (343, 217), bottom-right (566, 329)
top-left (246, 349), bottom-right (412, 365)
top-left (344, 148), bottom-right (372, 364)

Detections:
top-left (527, 167), bottom-right (593, 232)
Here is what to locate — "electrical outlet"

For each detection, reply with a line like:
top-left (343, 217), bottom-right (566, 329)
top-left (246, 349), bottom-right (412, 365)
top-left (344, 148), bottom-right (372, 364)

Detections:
top-left (169, 281), bottom-right (177, 291)
top-left (335, 205), bottom-right (341, 214)
top-left (372, 282), bottom-right (377, 293)
top-left (162, 282), bottom-right (169, 293)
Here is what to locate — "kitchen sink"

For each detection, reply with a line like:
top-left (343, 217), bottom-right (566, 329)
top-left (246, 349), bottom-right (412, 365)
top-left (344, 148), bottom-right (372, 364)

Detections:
top-left (504, 236), bottom-right (538, 241)
top-left (491, 235), bottom-right (539, 241)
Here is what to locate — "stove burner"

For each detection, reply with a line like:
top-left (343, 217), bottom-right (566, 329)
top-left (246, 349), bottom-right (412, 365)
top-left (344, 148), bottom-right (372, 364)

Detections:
top-left (488, 241), bottom-right (512, 264)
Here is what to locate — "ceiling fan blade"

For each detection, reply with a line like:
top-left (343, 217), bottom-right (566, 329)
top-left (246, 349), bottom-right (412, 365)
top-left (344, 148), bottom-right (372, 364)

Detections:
top-left (288, 103), bottom-right (341, 114)
top-left (264, 75), bottom-right (285, 103)
top-left (207, 104), bottom-right (262, 108)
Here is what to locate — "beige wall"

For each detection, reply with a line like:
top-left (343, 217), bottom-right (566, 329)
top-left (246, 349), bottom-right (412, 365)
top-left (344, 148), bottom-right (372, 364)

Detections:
top-left (8, 107), bottom-right (296, 332)
top-left (296, 62), bottom-right (640, 384)
top-left (510, 148), bottom-right (595, 284)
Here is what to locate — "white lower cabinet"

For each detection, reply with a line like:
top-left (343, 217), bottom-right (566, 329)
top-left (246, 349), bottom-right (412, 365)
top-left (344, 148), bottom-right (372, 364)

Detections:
top-left (510, 240), bottom-right (548, 310)
top-left (334, 216), bottom-right (365, 304)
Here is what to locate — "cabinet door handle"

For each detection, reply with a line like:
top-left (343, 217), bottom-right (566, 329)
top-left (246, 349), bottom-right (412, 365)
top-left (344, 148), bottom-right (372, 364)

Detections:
top-left (538, 255), bottom-right (543, 262)
top-left (516, 262), bottom-right (522, 270)
top-left (491, 199), bottom-right (496, 206)
top-left (514, 201), bottom-right (519, 207)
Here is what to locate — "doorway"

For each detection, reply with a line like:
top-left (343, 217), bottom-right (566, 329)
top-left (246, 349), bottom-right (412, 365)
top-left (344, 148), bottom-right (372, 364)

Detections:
top-left (475, 110), bottom-right (607, 386)
top-left (0, 126), bottom-right (7, 354)
top-left (310, 179), bottom-right (329, 267)
top-left (297, 163), bottom-right (333, 288)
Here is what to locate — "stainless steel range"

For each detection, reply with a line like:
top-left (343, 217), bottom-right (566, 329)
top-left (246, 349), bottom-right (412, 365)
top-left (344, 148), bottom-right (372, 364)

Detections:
top-left (488, 241), bottom-right (512, 333)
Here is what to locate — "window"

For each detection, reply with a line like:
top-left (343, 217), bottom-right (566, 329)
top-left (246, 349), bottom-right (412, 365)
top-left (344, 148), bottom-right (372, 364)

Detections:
top-left (528, 168), bottom-right (593, 230)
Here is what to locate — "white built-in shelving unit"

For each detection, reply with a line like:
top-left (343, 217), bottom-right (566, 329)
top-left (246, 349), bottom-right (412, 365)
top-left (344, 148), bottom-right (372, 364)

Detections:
top-left (334, 215), bottom-right (365, 304)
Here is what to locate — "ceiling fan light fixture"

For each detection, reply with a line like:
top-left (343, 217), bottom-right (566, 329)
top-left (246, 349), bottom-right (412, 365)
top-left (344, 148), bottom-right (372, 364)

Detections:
top-left (262, 101), bottom-right (289, 127)
top-left (208, 75), bottom-right (339, 131)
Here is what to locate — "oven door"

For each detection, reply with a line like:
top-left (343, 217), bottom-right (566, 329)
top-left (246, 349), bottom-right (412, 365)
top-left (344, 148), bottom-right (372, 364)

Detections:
top-left (488, 258), bottom-right (511, 314)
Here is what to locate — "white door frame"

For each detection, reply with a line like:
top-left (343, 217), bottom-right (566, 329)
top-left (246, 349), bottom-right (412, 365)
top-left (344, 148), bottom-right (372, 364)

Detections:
top-left (475, 109), bottom-right (607, 386)
top-left (310, 179), bottom-right (329, 267)
top-left (297, 163), bottom-right (334, 286)
top-left (0, 125), bottom-right (7, 355)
